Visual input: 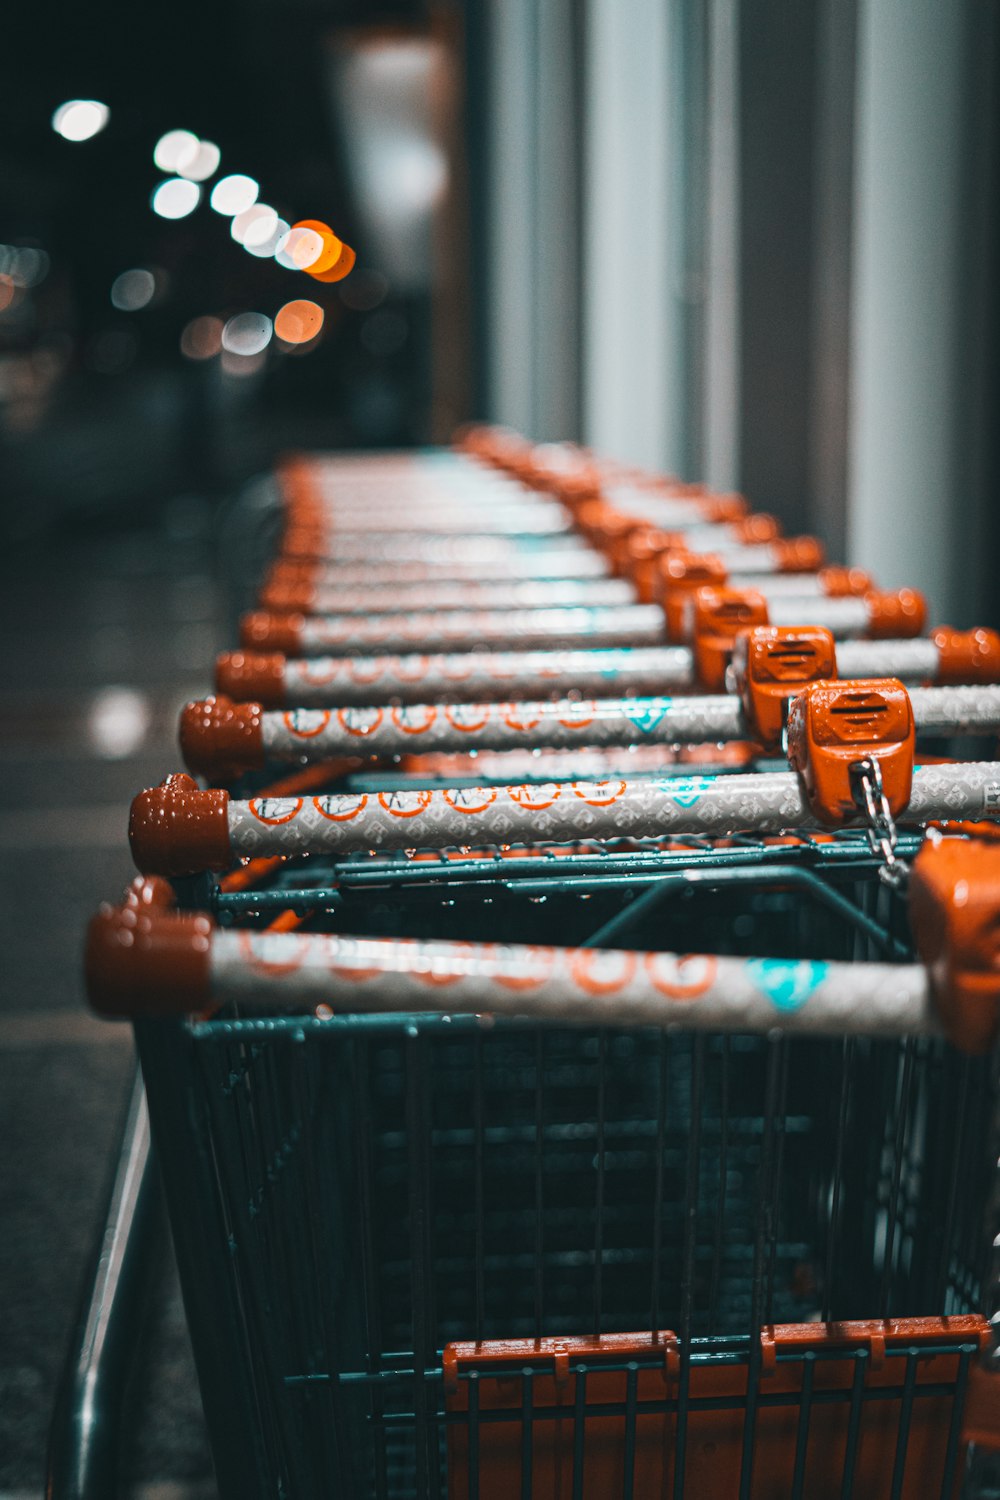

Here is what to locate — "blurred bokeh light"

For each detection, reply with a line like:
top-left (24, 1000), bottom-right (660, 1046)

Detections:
top-left (274, 299), bottom-right (324, 347)
top-left (209, 175), bottom-right (258, 216)
top-left (221, 311), bottom-right (272, 357)
top-left (151, 178), bottom-right (201, 219)
top-left (110, 269), bottom-right (156, 312)
top-left (51, 99), bottom-right (109, 142)
top-left (180, 315), bottom-right (224, 361)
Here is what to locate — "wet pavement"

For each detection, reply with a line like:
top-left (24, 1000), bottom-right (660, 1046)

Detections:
top-left (0, 503), bottom-right (235, 1496)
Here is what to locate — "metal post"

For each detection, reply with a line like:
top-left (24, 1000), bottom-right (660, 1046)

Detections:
top-left (47, 1068), bottom-right (158, 1500)
top-left (847, 0), bottom-right (970, 621)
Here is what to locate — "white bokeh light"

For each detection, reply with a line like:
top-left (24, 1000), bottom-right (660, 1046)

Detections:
top-left (151, 178), bottom-right (201, 220)
top-left (231, 204), bottom-right (278, 247)
top-left (274, 226), bottom-right (324, 271)
top-left (153, 130), bottom-right (200, 174)
top-left (52, 100), bottom-right (110, 142)
top-left (245, 217), bottom-right (289, 259)
top-left (210, 175), bottom-right (259, 216)
top-left (221, 311), bottom-right (273, 357)
top-left (110, 269), bottom-right (156, 311)
top-left (87, 687), bottom-right (150, 759)
top-left (178, 140), bottom-right (221, 182)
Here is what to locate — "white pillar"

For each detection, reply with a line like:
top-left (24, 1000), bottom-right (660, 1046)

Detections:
top-left (703, 0), bottom-right (742, 490)
top-left (582, 0), bottom-right (678, 472)
top-left (848, 0), bottom-right (968, 623)
top-left (485, 0), bottom-right (580, 441)
top-left (486, 0), bottom-right (537, 435)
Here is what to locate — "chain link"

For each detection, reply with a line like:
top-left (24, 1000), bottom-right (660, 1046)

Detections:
top-left (849, 756), bottom-right (910, 889)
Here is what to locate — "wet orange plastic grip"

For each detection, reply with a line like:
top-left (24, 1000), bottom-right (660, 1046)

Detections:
top-left (279, 529), bottom-right (333, 559)
top-left (769, 536), bottom-right (826, 573)
top-left (573, 501), bottom-right (638, 555)
top-left (818, 566), bottom-right (872, 597)
top-left (266, 559), bottom-right (322, 586)
top-left (786, 678), bottom-right (915, 825)
top-left (85, 876), bottom-right (214, 1017)
top-left (259, 580), bottom-right (318, 612)
top-left (732, 625), bottom-right (838, 751)
top-left (909, 835), bottom-right (1000, 1054)
top-left (240, 612), bottom-right (306, 654)
top-left (180, 697), bottom-right (266, 782)
top-left (931, 626), bottom-right (1000, 684)
top-left (730, 513), bottom-right (781, 545)
top-left (551, 471), bottom-right (603, 508)
top-left (215, 651), bottom-right (287, 707)
top-left (698, 493), bottom-right (748, 523)
top-left (864, 588), bottom-right (927, 638)
top-left (129, 773), bottom-right (232, 876)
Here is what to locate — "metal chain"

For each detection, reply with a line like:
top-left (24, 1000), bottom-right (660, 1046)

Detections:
top-left (849, 756), bottom-right (910, 889)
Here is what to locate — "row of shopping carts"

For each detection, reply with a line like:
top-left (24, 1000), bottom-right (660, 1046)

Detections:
top-left (63, 430), bottom-right (1000, 1497)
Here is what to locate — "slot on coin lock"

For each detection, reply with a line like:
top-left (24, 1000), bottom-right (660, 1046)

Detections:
top-left (786, 679), bottom-right (915, 826)
top-left (732, 625), bottom-right (838, 752)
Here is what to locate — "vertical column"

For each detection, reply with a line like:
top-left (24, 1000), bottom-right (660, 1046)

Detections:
top-left (486, 0), bottom-right (537, 435)
top-left (737, 0), bottom-right (820, 529)
top-left (847, 0), bottom-right (969, 621)
top-left (535, 0), bottom-right (584, 442)
top-left (485, 0), bottom-right (582, 441)
top-left (808, 0), bottom-right (858, 564)
top-left (582, 0), bottom-right (679, 473)
top-left (703, 0), bottom-right (742, 490)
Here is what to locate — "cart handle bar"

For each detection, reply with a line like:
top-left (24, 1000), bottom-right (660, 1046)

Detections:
top-left (213, 628), bottom-right (1000, 710)
top-left (179, 679), bottom-right (1000, 782)
top-left (86, 835), bottom-right (1000, 1052)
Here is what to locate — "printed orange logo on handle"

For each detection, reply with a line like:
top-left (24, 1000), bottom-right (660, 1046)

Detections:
top-left (283, 709), bottom-right (332, 738)
top-left (570, 948), bottom-right (638, 995)
top-left (313, 794), bottom-right (368, 823)
top-left (572, 780), bottom-right (627, 806)
top-left (378, 789), bottom-right (434, 819)
top-left (644, 952), bottom-right (718, 999)
top-left (249, 797), bottom-right (303, 826)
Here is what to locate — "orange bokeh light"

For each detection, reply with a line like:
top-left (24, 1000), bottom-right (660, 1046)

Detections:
top-left (274, 299), bottom-right (325, 346)
top-left (308, 242), bottom-right (357, 284)
top-left (180, 315), bottom-right (225, 360)
top-left (291, 220), bottom-right (343, 275)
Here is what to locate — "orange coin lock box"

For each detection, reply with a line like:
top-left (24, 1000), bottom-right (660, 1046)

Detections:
top-left (611, 526), bottom-right (676, 600)
top-left (657, 558), bottom-right (731, 642)
top-left (909, 835), bottom-right (1000, 1054)
top-left (687, 587), bottom-right (770, 691)
top-left (786, 679), bottom-right (915, 825)
top-left (732, 625), bottom-right (838, 752)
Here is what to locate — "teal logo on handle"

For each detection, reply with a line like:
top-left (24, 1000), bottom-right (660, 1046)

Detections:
top-left (623, 698), bottom-right (670, 735)
top-left (598, 651), bottom-right (629, 679)
top-left (662, 775), bottom-right (715, 808)
top-left (746, 958), bottom-right (829, 1011)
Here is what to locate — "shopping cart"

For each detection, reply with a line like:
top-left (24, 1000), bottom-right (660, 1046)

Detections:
top-left (84, 823), bottom-right (1000, 1499)
top-left (62, 436), bottom-right (1000, 1498)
